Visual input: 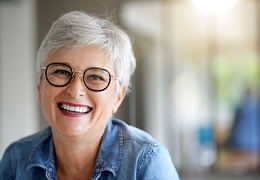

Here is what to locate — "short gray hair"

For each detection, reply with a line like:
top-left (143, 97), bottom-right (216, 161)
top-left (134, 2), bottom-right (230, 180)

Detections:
top-left (36, 11), bottom-right (136, 92)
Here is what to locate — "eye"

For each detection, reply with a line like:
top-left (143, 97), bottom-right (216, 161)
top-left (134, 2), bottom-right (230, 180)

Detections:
top-left (52, 69), bottom-right (71, 77)
top-left (87, 74), bottom-right (105, 82)
top-left (84, 68), bottom-right (110, 85)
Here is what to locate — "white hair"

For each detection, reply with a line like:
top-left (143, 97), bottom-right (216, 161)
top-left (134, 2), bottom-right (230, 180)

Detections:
top-left (36, 11), bottom-right (136, 92)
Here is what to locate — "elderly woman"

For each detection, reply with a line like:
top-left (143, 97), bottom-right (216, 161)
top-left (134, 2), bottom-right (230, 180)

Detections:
top-left (0, 11), bottom-right (179, 179)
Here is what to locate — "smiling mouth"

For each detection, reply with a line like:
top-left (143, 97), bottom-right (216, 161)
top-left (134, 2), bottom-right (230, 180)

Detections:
top-left (58, 103), bottom-right (92, 114)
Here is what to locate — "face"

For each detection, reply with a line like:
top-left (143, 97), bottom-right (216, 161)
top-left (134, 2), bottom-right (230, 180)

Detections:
top-left (38, 46), bottom-right (126, 138)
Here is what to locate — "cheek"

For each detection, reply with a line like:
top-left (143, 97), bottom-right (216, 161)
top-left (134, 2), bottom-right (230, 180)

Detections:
top-left (39, 86), bottom-right (49, 105)
top-left (38, 84), bottom-right (59, 114)
top-left (93, 91), bottom-right (117, 112)
top-left (40, 89), bottom-right (54, 115)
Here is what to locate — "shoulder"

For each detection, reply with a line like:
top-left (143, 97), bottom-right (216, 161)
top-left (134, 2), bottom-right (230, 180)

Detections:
top-left (0, 127), bottom-right (53, 179)
top-left (109, 119), bottom-right (180, 179)
top-left (8, 127), bottom-right (52, 151)
top-left (1, 127), bottom-right (52, 165)
top-left (110, 118), bottom-right (169, 161)
top-left (110, 118), bottom-right (159, 145)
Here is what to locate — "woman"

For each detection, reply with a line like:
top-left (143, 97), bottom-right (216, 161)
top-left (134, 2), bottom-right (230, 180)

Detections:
top-left (0, 11), bottom-right (179, 179)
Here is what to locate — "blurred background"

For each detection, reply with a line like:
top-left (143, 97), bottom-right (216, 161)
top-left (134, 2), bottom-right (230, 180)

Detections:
top-left (1, 0), bottom-right (260, 179)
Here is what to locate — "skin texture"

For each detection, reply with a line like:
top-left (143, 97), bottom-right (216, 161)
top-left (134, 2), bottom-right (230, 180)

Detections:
top-left (37, 46), bottom-right (126, 179)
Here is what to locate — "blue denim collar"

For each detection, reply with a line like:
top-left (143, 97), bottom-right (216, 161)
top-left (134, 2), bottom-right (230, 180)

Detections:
top-left (27, 128), bottom-right (56, 179)
top-left (93, 120), bottom-right (123, 178)
top-left (26, 120), bottom-right (123, 178)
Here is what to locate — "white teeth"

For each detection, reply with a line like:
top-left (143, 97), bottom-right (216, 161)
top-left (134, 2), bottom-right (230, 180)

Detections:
top-left (75, 107), bottom-right (80, 112)
top-left (61, 104), bottom-right (89, 113)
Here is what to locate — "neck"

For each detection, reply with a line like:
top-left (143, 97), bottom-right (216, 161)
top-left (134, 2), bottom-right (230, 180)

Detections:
top-left (53, 130), bottom-right (104, 180)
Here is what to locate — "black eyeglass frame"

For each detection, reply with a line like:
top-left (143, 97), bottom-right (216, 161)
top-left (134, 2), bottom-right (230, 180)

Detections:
top-left (41, 62), bottom-right (118, 92)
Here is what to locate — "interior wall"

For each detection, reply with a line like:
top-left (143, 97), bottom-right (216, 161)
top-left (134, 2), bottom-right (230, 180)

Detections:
top-left (0, 0), bottom-right (38, 156)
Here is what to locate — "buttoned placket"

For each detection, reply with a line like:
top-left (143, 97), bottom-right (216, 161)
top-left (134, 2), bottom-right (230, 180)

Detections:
top-left (46, 159), bottom-right (56, 180)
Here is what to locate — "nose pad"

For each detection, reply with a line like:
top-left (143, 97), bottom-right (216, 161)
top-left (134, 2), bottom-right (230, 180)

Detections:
top-left (70, 74), bottom-right (86, 87)
top-left (66, 73), bottom-right (86, 97)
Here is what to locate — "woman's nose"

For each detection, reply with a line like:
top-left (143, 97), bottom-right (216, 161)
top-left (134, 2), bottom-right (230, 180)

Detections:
top-left (66, 74), bottom-right (86, 98)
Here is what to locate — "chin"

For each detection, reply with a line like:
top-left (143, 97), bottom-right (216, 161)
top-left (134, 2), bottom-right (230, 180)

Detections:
top-left (52, 122), bottom-right (92, 138)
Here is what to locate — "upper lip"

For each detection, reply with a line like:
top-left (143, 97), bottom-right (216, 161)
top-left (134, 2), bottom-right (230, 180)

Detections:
top-left (57, 102), bottom-right (93, 113)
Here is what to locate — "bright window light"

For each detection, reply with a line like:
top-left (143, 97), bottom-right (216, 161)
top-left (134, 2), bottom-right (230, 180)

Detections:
top-left (191, 0), bottom-right (240, 15)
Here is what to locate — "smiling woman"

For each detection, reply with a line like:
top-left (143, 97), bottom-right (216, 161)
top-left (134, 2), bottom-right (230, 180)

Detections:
top-left (0, 11), bottom-right (180, 180)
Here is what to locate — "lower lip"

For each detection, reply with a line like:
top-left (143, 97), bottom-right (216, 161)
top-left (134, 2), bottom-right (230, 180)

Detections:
top-left (59, 109), bottom-right (89, 118)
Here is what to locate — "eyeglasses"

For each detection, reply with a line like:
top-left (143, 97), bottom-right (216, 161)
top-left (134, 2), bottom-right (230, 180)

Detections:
top-left (41, 62), bottom-right (118, 92)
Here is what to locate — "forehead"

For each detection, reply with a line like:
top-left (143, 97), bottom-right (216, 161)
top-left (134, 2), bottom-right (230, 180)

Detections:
top-left (45, 46), bottom-right (114, 70)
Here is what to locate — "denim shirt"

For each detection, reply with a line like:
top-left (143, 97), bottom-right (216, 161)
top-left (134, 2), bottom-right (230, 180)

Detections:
top-left (0, 119), bottom-right (179, 180)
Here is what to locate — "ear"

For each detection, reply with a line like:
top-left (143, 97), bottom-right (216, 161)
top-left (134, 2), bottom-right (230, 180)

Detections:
top-left (112, 86), bottom-right (127, 114)
top-left (37, 85), bottom-right (42, 104)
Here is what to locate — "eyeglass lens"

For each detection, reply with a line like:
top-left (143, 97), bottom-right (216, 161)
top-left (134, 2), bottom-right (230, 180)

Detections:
top-left (45, 63), bottom-right (111, 91)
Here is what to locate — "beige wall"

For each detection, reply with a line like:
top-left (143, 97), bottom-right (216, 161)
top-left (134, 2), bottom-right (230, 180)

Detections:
top-left (0, 0), bottom-right (38, 156)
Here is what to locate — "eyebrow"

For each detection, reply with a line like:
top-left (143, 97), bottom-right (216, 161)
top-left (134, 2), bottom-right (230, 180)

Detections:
top-left (52, 62), bottom-right (70, 66)
top-left (50, 62), bottom-right (110, 71)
